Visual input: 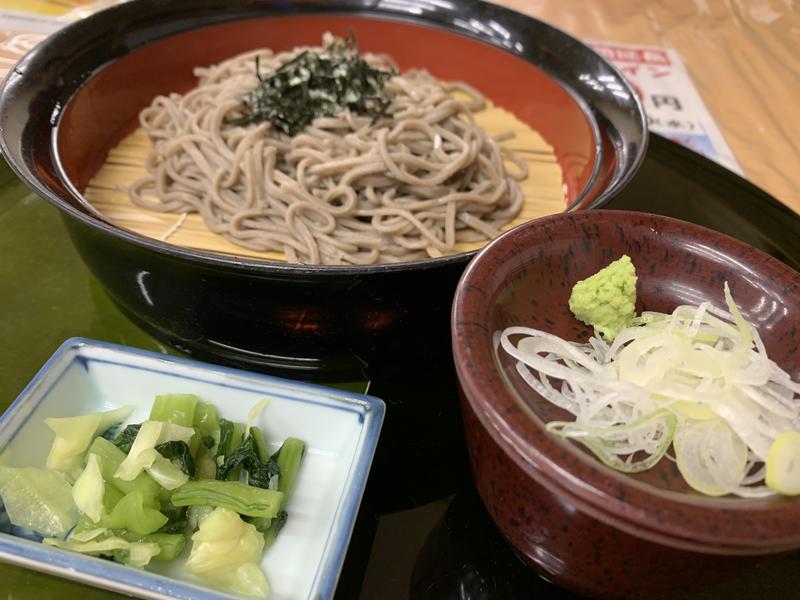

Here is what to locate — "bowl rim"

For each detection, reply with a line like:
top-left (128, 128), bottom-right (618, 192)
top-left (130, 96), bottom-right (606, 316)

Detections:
top-left (452, 208), bottom-right (800, 552)
top-left (0, 0), bottom-right (647, 275)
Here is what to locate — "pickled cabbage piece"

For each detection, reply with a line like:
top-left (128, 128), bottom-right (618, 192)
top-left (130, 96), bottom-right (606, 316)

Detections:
top-left (114, 421), bottom-right (194, 486)
top-left (45, 406), bottom-right (133, 474)
top-left (87, 437), bottom-right (160, 498)
top-left (44, 535), bottom-right (161, 568)
top-left (117, 531), bottom-right (187, 561)
top-left (186, 507), bottom-right (269, 597)
top-left (245, 398), bottom-right (270, 434)
top-left (67, 527), bottom-right (186, 562)
top-left (72, 453), bottom-right (105, 522)
top-left (0, 467), bottom-right (78, 537)
top-left (102, 482), bottom-right (124, 513)
top-left (145, 453), bottom-right (190, 490)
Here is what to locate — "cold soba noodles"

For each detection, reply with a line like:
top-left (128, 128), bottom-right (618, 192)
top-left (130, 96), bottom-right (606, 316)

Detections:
top-left (122, 34), bottom-right (535, 265)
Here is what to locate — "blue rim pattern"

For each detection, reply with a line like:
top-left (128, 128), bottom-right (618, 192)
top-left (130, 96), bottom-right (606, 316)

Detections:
top-left (0, 337), bottom-right (385, 600)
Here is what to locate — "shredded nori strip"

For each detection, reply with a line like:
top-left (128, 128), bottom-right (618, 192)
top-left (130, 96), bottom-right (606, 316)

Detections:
top-left (230, 31), bottom-right (395, 135)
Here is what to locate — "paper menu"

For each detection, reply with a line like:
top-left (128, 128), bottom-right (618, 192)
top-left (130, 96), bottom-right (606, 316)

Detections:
top-left (591, 41), bottom-right (743, 175)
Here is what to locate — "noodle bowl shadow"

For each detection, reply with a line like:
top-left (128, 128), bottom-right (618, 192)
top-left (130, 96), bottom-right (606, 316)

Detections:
top-left (0, 0), bottom-right (646, 379)
top-left (452, 210), bottom-right (800, 599)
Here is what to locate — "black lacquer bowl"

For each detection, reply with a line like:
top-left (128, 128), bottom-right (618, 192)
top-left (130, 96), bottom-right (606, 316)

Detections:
top-left (0, 0), bottom-right (646, 379)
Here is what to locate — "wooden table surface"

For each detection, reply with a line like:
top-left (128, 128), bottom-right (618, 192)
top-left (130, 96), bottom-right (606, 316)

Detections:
top-left (1, 0), bottom-right (798, 214)
top-left (496, 0), bottom-right (800, 215)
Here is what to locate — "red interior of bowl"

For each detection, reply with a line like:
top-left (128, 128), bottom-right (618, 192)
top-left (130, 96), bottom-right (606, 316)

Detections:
top-left (56, 14), bottom-right (596, 205)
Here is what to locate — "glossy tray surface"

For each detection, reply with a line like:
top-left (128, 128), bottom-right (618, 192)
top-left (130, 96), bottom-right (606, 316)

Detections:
top-left (1, 134), bottom-right (799, 598)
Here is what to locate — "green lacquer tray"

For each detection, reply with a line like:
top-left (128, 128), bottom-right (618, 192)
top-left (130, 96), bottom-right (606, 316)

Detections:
top-left (0, 155), bottom-right (173, 600)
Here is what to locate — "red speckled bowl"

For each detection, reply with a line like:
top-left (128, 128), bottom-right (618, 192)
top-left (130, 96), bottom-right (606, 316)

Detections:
top-left (451, 210), bottom-right (800, 599)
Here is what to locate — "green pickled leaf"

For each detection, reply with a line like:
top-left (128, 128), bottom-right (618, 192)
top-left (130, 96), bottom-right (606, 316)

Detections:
top-left (98, 489), bottom-right (167, 535)
top-left (113, 424), bottom-right (142, 454)
top-left (216, 433), bottom-right (280, 489)
top-left (150, 394), bottom-right (199, 427)
top-left (273, 438), bottom-right (305, 496)
top-left (116, 531), bottom-right (186, 561)
top-left (155, 441), bottom-right (196, 478)
top-left (43, 535), bottom-right (160, 568)
top-left (171, 480), bottom-right (283, 519)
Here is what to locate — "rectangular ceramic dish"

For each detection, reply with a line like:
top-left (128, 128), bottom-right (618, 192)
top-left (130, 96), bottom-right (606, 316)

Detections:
top-left (0, 338), bottom-right (385, 600)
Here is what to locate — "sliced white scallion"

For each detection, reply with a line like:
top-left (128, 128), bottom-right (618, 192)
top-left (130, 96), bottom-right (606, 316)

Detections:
top-left (498, 283), bottom-right (800, 497)
top-left (766, 432), bottom-right (800, 495)
top-left (546, 409), bottom-right (676, 473)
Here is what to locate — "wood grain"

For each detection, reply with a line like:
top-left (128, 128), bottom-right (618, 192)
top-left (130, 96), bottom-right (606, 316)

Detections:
top-left (498, 0), bottom-right (800, 214)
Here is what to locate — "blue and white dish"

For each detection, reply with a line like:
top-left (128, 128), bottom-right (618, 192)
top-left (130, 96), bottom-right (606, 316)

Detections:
top-left (0, 338), bottom-right (385, 600)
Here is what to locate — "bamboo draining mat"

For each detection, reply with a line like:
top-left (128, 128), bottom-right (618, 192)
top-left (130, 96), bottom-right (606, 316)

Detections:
top-left (84, 104), bottom-right (566, 262)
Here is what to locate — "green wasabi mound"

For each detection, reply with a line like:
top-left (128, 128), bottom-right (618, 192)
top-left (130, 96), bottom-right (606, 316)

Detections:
top-left (568, 255), bottom-right (637, 340)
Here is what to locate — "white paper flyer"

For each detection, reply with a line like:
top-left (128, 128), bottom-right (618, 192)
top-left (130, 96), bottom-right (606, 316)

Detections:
top-left (592, 41), bottom-right (743, 175)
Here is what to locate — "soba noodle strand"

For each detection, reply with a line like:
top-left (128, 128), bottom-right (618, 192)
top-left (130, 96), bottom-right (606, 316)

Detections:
top-left (127, 40), bottom-right (527, 265)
